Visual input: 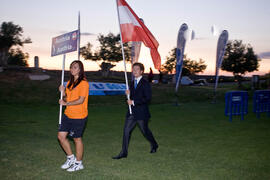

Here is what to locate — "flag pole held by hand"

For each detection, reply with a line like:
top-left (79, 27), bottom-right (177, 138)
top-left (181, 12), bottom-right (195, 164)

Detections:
top-left (59, 54), bottom-right (66, 124)
top-left (115, 0), bottom-right (162, 114)
top-left (116, 0), bottom-right (132, 114)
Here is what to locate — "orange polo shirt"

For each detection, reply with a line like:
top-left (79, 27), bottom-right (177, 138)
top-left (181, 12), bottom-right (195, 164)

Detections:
top-left (64, 80), bottom-right (89, 119)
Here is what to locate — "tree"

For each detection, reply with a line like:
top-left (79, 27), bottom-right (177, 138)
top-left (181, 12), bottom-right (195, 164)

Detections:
top-left (160, 48), bottom-right (207, 76)
top-left (0, 21), bottom-right (31, 66)
top-left (160, 48), bottom-right (176, 74)
top-left (184, 58), bottom-right (206, 75)
top-left (80, 33), bottom-right (131, 77)
top-left (7, 48), bottom-right (29, 67)
top-left (221, 40), bottom-right (260, 87)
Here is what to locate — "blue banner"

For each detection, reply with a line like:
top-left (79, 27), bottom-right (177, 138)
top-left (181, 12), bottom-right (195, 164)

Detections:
top-left (51, 30), bottom-right (78, 57)
top-left (64, 82), bottom-right (126, 96)
top-left (175, 23), bottom-right (188, 92)
top-left (214, 30), bottom-right (229, 91)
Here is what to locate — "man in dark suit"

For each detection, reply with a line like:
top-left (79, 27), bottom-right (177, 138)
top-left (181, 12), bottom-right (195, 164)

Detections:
top-left (113, 62), bottom-right (158, 159)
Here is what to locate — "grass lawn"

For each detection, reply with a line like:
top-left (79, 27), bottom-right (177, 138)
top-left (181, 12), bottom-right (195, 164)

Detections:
top-left (0, 70), bottom-right (270, 179)
top-left (1, 102), bottom-right (270, 180)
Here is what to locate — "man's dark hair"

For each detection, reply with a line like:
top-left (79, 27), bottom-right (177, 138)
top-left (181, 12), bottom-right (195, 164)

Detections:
top-left (132, 62), bottom-right (145, 72)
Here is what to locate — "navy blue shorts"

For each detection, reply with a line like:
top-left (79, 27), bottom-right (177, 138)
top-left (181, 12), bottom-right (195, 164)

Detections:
top-left (58, 114), bottom-right (87, 138)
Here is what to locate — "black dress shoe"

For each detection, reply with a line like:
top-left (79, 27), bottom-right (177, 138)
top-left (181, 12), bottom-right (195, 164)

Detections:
top-left (150, 145), bottom-right (158, 153)
top-left (112, 153), bottom-right (127, 159)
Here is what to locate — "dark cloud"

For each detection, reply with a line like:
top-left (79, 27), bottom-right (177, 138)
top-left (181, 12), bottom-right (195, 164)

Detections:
top-left (259, 51), bottom-right (270, 59)
top-left (58, 31), bottom-right (95, 36)
top-left (81, 32), bottom-right (96, 36)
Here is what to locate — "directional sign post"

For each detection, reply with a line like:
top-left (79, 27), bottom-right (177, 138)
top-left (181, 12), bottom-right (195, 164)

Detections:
top-left (51, 30), bottom-right (78, 57)
top-left (51, 30), bottom-right (79, 125)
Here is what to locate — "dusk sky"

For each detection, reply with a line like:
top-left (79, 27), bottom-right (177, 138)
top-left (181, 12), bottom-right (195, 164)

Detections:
top-left (1, 0), bottom-right (270, 76)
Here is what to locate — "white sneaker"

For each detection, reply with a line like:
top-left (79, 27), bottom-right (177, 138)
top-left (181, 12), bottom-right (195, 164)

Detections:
top-left (61, 157), bottom-right (75, 169)
top-left (66, 162), bottom-right (84, 172)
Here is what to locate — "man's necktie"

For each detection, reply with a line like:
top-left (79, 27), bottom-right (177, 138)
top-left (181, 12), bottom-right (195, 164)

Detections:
top-left (134, 79), bottom-right (137, 89)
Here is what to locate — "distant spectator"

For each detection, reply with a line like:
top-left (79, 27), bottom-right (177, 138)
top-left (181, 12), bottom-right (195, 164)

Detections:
top-left (148, 67), bottom-right (154, 83)
top-left (159, 70), bottom-right (163, 83)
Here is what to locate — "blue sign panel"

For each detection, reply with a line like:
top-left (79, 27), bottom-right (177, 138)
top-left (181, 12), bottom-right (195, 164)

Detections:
top-left (253, 90), bottom-right (270, 118)
top-left (89, 82), bottom-right (126, 95)
top-left (51, 30), bottom-right (78, 57)
top-left (175, 23), bottom-right (188, 92)
top-left (64, 82), bottom-right (126, 96)
top-left (225, 91), bottom-right (248, 122)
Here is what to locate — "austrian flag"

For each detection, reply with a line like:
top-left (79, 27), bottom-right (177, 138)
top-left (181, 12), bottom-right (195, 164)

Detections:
top-left (117, 0), bottom-right (161, 70)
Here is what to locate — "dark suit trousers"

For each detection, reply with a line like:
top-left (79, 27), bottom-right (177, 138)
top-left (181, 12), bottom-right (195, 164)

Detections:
top-left (121, 115), bottom-right (158, 155)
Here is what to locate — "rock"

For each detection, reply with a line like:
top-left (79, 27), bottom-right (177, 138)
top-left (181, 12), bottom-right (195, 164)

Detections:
top-left (28, 74), bottom-right (50, 81)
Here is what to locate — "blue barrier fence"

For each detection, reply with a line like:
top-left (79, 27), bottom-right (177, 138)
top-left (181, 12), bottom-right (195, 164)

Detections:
top-left (253, 90), bottom-right (270, 118)
top-left (64, 82), bottom-right (126, 96)
top-left (225, 91), bottom-right (248, 122)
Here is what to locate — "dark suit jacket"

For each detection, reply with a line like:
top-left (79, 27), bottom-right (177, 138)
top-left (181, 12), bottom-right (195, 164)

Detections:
top-left (126, 77), bottom-right (152, 120)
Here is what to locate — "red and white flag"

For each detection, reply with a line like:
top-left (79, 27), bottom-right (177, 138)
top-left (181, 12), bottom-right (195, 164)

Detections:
top-left (117, 0), bottom-right (161, 70)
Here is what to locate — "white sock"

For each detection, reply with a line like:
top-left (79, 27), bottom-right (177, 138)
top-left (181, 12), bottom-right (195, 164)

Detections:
top-left (75, 160), bottom-right (82, 164)
top-left (67, 154), bottom-right (74, 159)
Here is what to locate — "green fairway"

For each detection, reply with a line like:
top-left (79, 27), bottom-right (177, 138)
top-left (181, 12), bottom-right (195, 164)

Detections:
top-left (0, 71), bottom-right (270, 179)
top-left (0, 102), bottom-right (270, 180)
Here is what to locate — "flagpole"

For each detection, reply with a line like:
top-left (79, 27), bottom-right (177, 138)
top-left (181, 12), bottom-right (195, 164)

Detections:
top-left (59, 54), bottom-right (66, 124)
top-left (175, 63), bottom-right (183, 93)
top-left (115, 0), bottom-right (132, 114)
top-left (213, 53), bottom-right (223, 103)
top-left (213, 67), bottom-right (219, 103)
top-left (174, 62), bottom-right (183, 106)
top-left (78, 11), bottom-right (81, 61)
top-left (131, 42), bottom-right (134, 81)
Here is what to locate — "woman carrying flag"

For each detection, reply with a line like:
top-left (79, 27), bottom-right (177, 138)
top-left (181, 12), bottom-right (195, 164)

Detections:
top-left (57, 60), bottom-right (89, 172)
